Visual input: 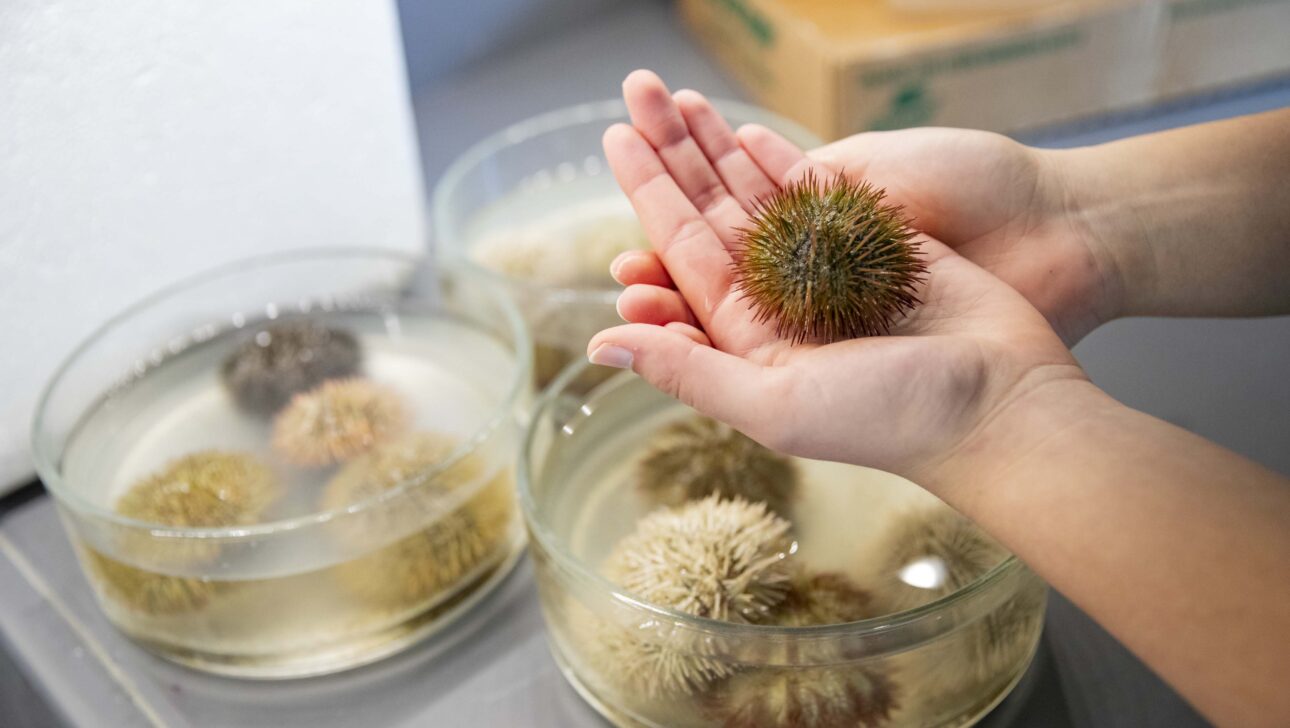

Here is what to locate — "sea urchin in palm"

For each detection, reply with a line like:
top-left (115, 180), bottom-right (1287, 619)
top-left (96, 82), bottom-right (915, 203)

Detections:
top-left (734, 170), bottom-right (926, 343)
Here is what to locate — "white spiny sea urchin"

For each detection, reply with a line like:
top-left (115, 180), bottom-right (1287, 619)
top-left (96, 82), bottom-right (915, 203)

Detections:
top-left (586, 496), bottom-right (796, 699)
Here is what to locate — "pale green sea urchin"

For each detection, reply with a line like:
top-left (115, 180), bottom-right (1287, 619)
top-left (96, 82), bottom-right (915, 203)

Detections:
top-left (322, 432), bottom-right (515, 611)
top-left (637, 416), bottom-right (798, 516)
top-left (89, 450), bottom-right (276, 615)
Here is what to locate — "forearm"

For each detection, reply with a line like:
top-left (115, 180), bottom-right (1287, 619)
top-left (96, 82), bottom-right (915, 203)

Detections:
top-left (918, 380), bottom-right (1290, 727)
top-left (1052, 109), bottom-right (1290, 319)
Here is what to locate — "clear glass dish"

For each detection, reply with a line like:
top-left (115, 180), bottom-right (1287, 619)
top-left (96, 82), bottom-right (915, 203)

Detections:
top-left (31, 250), bottom-right (532, 679)
top-left (519, 363), bottom-right (1048, 727)
top-left (432, 98), bottom-right (821, 391)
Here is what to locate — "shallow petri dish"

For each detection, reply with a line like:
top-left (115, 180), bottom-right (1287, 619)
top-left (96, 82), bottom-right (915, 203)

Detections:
top-left (519, 362), bottom-right (1048, 727)
top-left (31, 249), bottom-right (532, 679)
top-left (432, 98), bottom-right (821, 390)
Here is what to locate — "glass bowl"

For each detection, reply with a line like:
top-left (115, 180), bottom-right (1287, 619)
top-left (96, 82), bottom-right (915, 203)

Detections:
top-left (31, 250), bottom-right (532, 679)
top-left (432, 98), bottom-right (821, 391)
top-left (519, 363), bottom-right (1048, 727)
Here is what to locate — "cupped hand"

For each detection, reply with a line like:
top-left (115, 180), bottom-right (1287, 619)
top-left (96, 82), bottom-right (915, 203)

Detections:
top-left (612, 81), bottom-right (1116, 346)
top-left (589, 71), bottom-right (1086, 480)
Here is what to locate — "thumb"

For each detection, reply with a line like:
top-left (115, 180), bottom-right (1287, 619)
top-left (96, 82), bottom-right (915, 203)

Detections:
top-left (587, 323), bottom-right (770, 436)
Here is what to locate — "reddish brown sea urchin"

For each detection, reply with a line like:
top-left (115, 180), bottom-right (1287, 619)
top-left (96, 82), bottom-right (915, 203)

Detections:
top-left (272, 378), bottom-right (408, 466)
top-left (734, 170), bottom-right (926, 343)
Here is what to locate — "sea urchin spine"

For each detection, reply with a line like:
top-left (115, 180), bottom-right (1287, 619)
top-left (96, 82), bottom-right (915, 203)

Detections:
top-left (221, 320), bottom-right (362, 415)
top-left (322, 432), bottom-right (515, 611)
top-left (588, 496), bottom-right (796, 698)
top-left (734, 170), bottom-right (926, 343)
top-left (869, 506), bottom-right (1045, 699)
top-left (706, 571), bottom-right (897, 728)
top-left (637, 416), bottom-right (798, 516)
top-left (272, 378), bottom-right (408, 467)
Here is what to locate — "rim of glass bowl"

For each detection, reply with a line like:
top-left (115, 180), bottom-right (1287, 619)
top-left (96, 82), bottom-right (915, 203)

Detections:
top-left (30, 247), bottom-right (533, 539)
top-left (431, 97), bottom-right (822, 307)
top-left (518, 359), bottom-right (1028, 647)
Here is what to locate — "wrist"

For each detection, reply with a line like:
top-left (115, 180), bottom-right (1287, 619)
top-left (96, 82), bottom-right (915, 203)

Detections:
top-left (1036, 145), bottom-right (1136, 333)
top-left (909, 371), bottom-right (1120, 508)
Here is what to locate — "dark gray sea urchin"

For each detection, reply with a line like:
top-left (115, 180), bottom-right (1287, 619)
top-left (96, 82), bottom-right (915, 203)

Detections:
top-left (221, 320), bottom-right (361, 415)
top-left (734, 170), bottom-right (925, 343)
top-left (637, 416), bottom-right (798, 516)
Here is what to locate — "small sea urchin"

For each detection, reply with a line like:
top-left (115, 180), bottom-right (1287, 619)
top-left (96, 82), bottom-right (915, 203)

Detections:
top-left (604, 495), bottom-right (795, 623)
top-left (322, 432), bottom-right (514, 611)
top-left (776, 571), bottom-right (873, 627)
top-left (272, 378), bottom-right (407, 466)
top-left (707, 571), bottom-right (897, 728)
top-left (221, 320), bottom-right (361, 415)
top-left (116, 450), bottom-right (278, 529)
top-left (88, 450), bottom-right (277, 615)
top-left (734, 170), bottom-right (925, 343)
top-left (868, 506), bottom-right (1044, 699)
top-left (589, 496), bottom-right (795, 698)
top-left (637, 416), bottom-right (798, 516)
top-left (869, 506), bottom-right (1008, 613)
top-left (716, 664), bottom-right (898, 728)
top-left (84, 551), bottom-right (219, 615)
top-left (115, 450), bottom-right (279, 564)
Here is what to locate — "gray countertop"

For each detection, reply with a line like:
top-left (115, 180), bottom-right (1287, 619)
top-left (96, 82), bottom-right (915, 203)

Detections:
top-left (0, 489), bottom-right (1202, 728)
top-left (4, 1), bottom-right (1288, 725)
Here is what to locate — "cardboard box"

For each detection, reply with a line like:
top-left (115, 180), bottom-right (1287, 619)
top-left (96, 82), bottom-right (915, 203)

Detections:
top-left (679, 0), bottom-right (1290, 141)
top-left (1158, 0), bottom-right (1290, 98)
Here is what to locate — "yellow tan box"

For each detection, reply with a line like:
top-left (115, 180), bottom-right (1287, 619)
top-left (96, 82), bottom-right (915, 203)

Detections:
top-left (679, 0), bottom-right (1288, 141)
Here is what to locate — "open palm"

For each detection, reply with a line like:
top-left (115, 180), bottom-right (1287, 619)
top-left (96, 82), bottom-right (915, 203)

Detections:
top-left (589, 72), bottom-right (1085, 476)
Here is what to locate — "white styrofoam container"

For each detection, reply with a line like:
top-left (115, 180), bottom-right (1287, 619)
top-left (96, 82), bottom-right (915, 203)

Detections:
top-left (0, 1), bottom-right (428, 491)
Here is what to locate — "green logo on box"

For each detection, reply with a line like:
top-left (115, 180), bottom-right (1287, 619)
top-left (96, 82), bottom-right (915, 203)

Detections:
top-left (870, 83), bottom-right (937, 131)
top-left (708, 0), bottom-right (775, 46)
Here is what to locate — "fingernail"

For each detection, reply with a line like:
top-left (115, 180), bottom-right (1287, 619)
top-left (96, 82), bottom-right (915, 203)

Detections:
top-left (609, 252), bottom-right (633, 283)
top-left (614, 294), bottom-right (628, 322)
top-left (589, 345), bottom-right (633, 370)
